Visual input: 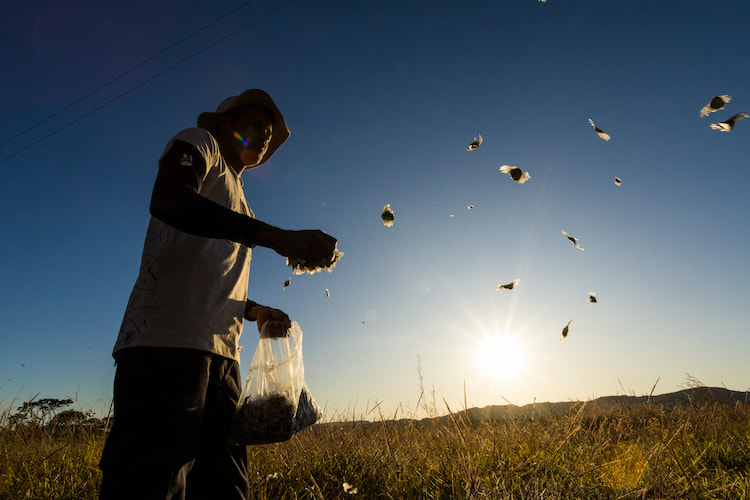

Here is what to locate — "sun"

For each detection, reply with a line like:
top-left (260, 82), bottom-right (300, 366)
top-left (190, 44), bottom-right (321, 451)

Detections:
top-left (472, 332), bottom-right (528, 381)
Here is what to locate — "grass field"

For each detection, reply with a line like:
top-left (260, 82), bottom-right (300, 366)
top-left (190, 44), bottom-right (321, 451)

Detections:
top-left (2, 390), bottom-right (749, 499)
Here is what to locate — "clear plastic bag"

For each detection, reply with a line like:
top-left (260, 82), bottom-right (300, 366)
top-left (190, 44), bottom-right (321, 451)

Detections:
top-left (230, 321), bottom-right (322, 445)
top-left (294, 382), bottom-right (323, 433)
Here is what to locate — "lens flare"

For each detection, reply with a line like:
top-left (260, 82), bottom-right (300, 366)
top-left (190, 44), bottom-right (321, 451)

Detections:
top-left (233, 131), bottom-right (249, 146)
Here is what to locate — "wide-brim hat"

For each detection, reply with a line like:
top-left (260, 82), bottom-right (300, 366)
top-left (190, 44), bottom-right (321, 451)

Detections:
top-left (197, 89), bottom-right (290, 165)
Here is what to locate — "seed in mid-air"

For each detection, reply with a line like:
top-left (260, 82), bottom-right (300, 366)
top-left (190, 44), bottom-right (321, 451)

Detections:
top-left (588, 118), bottom-right (611, 141)
top-left (497, 279), bottom-right (520, 290)
top-left (561, 320), bottom-right (573, 340)
top-left (700, 95), bottom-right (731, 117)
top-left (499, 165), bottom-right (531, 183)
top-left (467, 134), bottom-right (483, 151)
top-left (381, 204), bottom-right (395, 227)
top-left (710, 112), bottom-right (749, 132)
top-left (561, 230), bottom-right (584, 251)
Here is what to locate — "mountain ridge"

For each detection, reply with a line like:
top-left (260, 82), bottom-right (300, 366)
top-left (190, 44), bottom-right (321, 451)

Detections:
top-left (449, 386), bottom-right (749, 423)
top-left (316, 386), bottom-right (749, 427)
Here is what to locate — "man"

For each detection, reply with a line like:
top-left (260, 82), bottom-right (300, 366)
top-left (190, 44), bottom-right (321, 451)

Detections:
top-left (99, 89), bottom-right (337, 499)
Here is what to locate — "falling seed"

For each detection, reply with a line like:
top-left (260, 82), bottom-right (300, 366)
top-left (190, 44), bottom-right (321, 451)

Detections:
top-left (499, 165), bottom-right (531, 184)
top-left (325, 288), bottom-right (330, 298)
top-left (561, 320), bottom-right (573, 340)
top-left (561, 230), bottom-right (584, 250)
top-left (381, 204), bottom-right (395, 227)
top-left (614, 177), bottom-right (622, 186)
top-left (283, 277), bottom-right (291, 289)
top-left (497, 279), bottom-right (519, 290)
top-left (467, 205), bottom-right (474, 209)
top-left (588, 292), bottom-right (597, 304)
top-left (467, 134), bottom-right (483, 151)
top-left (710, 112), bottom-right (749, 132)
top-left (588, 118), bottom-right (611, 141)
top-left (700, 95), bottom-right (731, 117)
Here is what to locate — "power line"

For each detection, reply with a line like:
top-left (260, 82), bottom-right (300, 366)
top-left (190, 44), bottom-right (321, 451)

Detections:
top-left (0, 0), bottom-right (257, 149)
top-left (0, 0), bottom-right (302, 165)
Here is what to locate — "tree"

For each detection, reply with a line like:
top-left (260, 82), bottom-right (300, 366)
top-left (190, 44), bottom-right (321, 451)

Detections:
top-left (48, 409), bottom-right (89, 427)
top-left (12, 397), bottom-right (74, 428)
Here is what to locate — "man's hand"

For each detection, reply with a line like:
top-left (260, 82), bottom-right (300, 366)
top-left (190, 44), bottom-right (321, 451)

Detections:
top-left (244, 301), bottom-right (291, 334)
top-left (271, 229), bottom-right (338, 268)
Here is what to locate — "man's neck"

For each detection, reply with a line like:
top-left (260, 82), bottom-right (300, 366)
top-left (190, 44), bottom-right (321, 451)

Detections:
top-left (208, 126), bottom-right (245, 175)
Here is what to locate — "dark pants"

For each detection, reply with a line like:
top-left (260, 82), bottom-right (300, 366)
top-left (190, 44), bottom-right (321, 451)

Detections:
top-left (99, 347), bottom-right (249, 500)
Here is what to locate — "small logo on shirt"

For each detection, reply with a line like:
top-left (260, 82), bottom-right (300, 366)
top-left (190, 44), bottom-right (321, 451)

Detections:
top-left (180, 153), bottom-right (193, 167)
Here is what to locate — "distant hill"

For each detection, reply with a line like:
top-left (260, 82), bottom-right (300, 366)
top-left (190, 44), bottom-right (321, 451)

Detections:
top-left (316, 387), bottom-right (749, 428)
top-left (313, 387), bottom-right (750, 427)
top-left (433, 386), bottom-right (749, 424)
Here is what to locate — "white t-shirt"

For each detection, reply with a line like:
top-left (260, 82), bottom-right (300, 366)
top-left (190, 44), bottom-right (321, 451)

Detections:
top-left (113, 128), bottom-right (252, 362)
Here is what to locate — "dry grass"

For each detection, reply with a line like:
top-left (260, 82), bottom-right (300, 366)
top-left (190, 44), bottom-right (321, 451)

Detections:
top-left (2, 394), bottom-right (749, 499)
top-left (248, 399), bottom-right (750, 499)
top-left (0, 403), bottom-right (104, 500)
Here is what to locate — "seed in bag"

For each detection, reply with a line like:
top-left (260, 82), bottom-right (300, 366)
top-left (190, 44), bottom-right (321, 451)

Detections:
top-left (293, 386), bottom-right (323, 433)
top-left (230, 393), bottom-right (296, 445)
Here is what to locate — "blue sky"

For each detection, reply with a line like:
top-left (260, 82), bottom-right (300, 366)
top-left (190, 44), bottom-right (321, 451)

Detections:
top-left (2, 0), bottom-right (749, 421)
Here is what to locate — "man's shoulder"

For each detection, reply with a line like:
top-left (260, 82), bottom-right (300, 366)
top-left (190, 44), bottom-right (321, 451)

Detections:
top-left (164, 127), bottom-right (224, 167)
top-left (171, 127), bottom-right (219, 149)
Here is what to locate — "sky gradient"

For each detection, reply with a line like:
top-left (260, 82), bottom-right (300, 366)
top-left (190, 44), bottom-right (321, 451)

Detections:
top-left (2, 0), bottom-right (749, 421)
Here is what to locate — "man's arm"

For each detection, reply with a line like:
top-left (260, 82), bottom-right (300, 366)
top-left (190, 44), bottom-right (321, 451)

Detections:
top-left (151, 140), bottom-right (338, 264)
top-left (149, 140), bottom-right (280, 248)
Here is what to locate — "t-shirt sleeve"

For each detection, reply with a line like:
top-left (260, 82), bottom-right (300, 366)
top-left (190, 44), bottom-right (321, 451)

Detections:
top-left (158, 128), bottom-right (222, 182)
